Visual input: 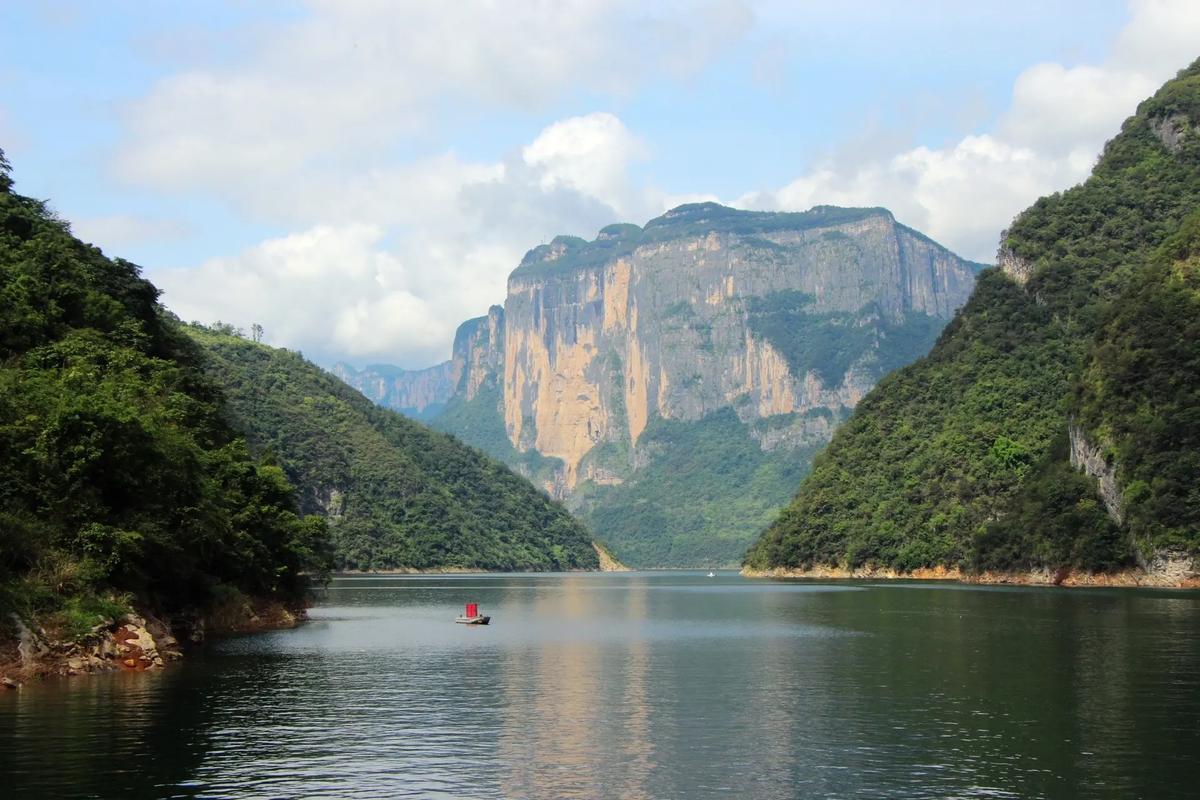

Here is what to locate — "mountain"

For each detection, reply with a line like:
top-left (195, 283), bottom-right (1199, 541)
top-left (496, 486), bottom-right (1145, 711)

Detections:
top-left (0, 148), bottom-right (330, 646)
top-left (187, 326), bottom-right (599, 572)
top-left (746, 59), bottom-right (1200, 584)
top-left (331, 361), bottom-right (457, 420)
top-left (354, 203), bottom-right (984, 566)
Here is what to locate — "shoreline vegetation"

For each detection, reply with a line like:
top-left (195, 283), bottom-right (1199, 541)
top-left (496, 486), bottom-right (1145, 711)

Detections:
top-left (742, 559), bottom-right (1200, 589)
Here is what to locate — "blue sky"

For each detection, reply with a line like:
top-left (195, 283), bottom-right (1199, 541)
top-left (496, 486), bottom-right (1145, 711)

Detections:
top-left (1, 1), bottom-right (1196, 368)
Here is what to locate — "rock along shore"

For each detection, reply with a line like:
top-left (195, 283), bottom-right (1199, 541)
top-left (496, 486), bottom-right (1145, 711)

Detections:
top-left (0, 597), bottom-right (305, 689)
top-left (741, 559), bottom-right (1200, 589)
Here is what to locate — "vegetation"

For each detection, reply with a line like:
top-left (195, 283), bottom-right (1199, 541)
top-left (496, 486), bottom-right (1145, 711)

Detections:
top-left (0, 149), bottom-right (331, 636)
top-left (746, 290), bottom-right (946, 385)
top-left (512, 203), bottom-right (902, 279)
top-left (430, 383), bottom-right (567, 491)
top-left (188, 328), bottom-right (598, 572)
top-left (579, 409), bottom-right (823, 566)
top-left (747, 59), bottom-right (1200, 574)
top-left (1071, 210), bottom-right (1200, 558)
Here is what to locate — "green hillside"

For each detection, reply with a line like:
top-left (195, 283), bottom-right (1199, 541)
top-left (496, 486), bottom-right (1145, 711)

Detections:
top-left (0, 149), bottom-right (331, 636)
top-left (188, 328), bottom-right (599, 572)
top-left (747, 59), bottom-right (1200, 575)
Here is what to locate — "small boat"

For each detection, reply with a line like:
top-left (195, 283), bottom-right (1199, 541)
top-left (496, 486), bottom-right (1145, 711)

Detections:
top-left (455, 602), bottom-right (491, 625)
top-left (707, 571), bottom-right (716, 578)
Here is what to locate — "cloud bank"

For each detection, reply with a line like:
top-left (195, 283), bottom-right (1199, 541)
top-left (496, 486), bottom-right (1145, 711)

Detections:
top-left (125, 0), bottom-right (1200, 368)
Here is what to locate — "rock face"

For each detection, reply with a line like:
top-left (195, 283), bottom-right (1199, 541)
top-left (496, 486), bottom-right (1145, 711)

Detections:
top-left (332, 361), bottom-right (460, 419)
top-left (355, 203), bottom-right (983, 565)
top-left (1068, 423), bottom-right (1125, 526)
top-left (501, 205), bottom-right (978, 490)
top-left (334, 305), bottom-right (506, 420)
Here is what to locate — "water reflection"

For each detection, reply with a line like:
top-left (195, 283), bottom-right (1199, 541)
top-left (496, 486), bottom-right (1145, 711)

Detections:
top-left (496, 576), bottom-right (654, 799)
top-left (1, 574), bottom-right (1198, 799)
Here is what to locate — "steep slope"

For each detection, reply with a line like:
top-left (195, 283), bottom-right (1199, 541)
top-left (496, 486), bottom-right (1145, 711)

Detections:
top-left (0, 149), bottom-right (330, 648)
top-left (362, 204), bottom-right (982, 566)
top-left (747, 59), bottom-right (1200, 581)
top-left (188, 326), bottom-right (598, 572)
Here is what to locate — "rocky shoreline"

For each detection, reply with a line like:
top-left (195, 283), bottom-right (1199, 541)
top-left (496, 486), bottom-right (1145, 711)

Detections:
top-left (0, 597), bottom-right (305, 689)
top-left (741, 559), bottom-right (1200, 588)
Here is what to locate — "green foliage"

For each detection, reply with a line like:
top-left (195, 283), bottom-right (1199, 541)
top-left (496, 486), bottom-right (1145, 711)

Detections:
top-left (428, 382), bottom-right (567, 489)
top-left (746, 290), bottom-right (946, 385)
top-left (747, 59), bottom-right (1200, 574)
top-left (578, 409), bottom-right (822, 566)
top-left (972, 436), bottom-right (1130, 573)
top-left (0, 162), bottom-right (331, 634)
top-left (1073, 210), bottom-right (1200, 558)
top-left (512, 203), bottom-right (896, 279)
top-left (187, 328), bottom-right (598, 572)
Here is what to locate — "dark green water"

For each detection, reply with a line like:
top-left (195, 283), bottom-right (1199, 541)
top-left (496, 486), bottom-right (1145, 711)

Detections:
top-left (2, 572), bottom-right (1198, 799)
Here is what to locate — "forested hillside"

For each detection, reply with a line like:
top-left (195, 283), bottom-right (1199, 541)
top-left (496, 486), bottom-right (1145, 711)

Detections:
top-left (189, 328), bottom-right (599, 572)
top-left (0, 149), bottom-right (331, 640)
top-left (747, 59), bottom-right (1200, 578)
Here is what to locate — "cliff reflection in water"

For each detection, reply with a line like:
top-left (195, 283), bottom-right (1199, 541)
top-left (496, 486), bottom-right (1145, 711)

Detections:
top-left (3, 574), bottom-right (1199, 799)
top-left (497, 576), bottom-right (654, 799)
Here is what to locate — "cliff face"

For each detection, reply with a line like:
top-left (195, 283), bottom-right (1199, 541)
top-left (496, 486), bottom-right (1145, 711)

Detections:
top-left (333, 305), bottom-right (505, 420)
top-left (499, 205), bottom-right (979, 494)
top-left (404, 203), bottom-right (979, 565)
top-left (332, 361), bottom-right (459, 419)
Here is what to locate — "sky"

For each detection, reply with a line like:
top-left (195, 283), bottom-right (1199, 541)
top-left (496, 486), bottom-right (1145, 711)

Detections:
top-left (1, 1), bottom-right (1198, 369)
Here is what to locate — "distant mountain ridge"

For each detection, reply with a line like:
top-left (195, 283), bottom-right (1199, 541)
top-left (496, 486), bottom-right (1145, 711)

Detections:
top-left (332, 361), bottom-right (458, 419)
top-left (348, 202), bottom-right (983, 566)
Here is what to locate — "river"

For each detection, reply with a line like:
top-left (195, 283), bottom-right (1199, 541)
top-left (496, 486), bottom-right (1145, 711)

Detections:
top-left (2, 572), bottom-right (1198, 798)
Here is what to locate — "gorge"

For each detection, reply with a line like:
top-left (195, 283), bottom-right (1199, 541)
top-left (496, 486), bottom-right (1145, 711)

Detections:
top-left (341, 203), bottom-right (984, 566)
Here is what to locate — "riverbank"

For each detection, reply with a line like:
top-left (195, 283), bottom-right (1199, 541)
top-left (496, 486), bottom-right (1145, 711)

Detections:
top-left (593, 543), bottom-right (631, 572)
top-left (0, 596), bottom-right (306, 688)
top-left (742, 557), bottom-right (1200, 588)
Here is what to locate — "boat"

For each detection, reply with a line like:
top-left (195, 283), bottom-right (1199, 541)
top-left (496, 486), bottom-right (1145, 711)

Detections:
top-left (455, 602), bottom-right (491, 625)
top-left (707, 571), bottom-right (715, 578)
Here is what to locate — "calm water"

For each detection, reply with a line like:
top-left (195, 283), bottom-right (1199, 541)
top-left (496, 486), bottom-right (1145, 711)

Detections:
top-left (2, 572), bottom-right (1199, 799)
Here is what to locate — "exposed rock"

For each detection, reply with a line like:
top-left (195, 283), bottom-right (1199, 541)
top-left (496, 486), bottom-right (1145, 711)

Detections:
top-left (113, 614), bottom-right (165, 671)
top-left (0, 600), bottom-right (299, 683)
top-left (454, 306), bottom-right (505, 401)
top-left (1068, 423), bottom-right (1125, 525)
top-left (742, 563), bottom-right (1200, 588)
top-left (593, 543), bottom-right (631, 572)
top-left (333, 305), bottom-right (506, 419)
top-left (332, 360), bottom-right (460, 419)
top-left (1150, 112), bottom-right (1190, 154)
top-left (344, 203), bottom-right (982, 563)
top-left (1144, 551), bottom-right (1198, 585)
top-left (997, 245), bottom-right (1035, 286)
top-left (315, 486), bottom-right (346, 518)
top-left (1, 676), bottom-right (18, 689)
top-left (498, 205), bottom-right (980, 492)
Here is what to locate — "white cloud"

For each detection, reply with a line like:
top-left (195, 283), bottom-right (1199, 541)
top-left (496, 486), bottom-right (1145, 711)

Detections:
top-left (114, 2), bottom-right (752, 367)
top-left (123, 0), bottom-right (1200, 369)
top-left (71, 214), bottom-right (191, 250)
top-left (115, 0), bottom-right (750, 195)
top-left (522, 113), bottom-right (648, 213)
top-left (154, 113), bottom-right (663, 366)
top-left (157, 224), bottom-right (449, 363)
top-left (738, 0), bottom-right (1200, 262)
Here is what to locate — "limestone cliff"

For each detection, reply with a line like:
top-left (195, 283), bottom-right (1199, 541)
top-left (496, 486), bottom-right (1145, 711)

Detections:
top-left (356, 203), bottom-right (983, 565)
top-left (332, 361), bottom-right (459, 419)
top-left (333, 305), bottom-right (505, 420)
top-left (499, 204), bottom-right (980, 493)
